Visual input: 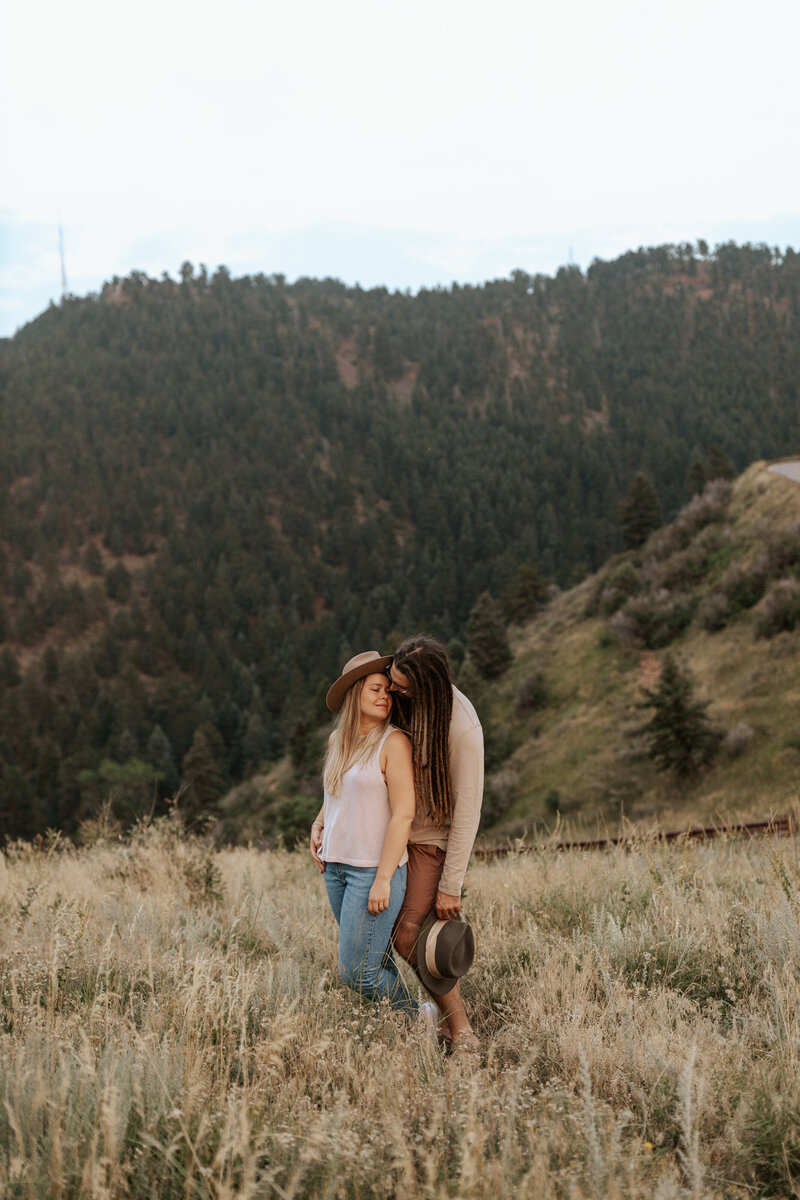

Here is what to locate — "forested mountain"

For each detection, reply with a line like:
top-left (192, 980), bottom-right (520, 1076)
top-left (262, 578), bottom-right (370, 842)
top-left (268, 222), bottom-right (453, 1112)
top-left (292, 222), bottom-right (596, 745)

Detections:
top-left (241, 462), bottom-right (800, 846)
top-left (1, 241), bottom-right (798, 838)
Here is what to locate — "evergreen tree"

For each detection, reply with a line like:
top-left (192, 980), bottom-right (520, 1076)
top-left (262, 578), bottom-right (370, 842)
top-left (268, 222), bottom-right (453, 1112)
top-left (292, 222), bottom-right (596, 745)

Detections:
top-left (686, 458), bottom-right (706, 497)
top-left (619, 472), bottom-right (662, 549)
top-left (180, 726), bottom-right (225, 822)
top-left (146, 724), bottom-right (179, 798)
top-left (705, 444), bottom-right (735, 482)
top-left (101, 757), bottom-right (161, 821)
top-left (0, 764), bottom-right (38, 839)
top-left (42, 645), bottom-right (60, 685)
top-left (113, 726), bottom-right (139, 763)
top-left (0, 647), bottom-right (21, 687)
top-left (241, 710), bottom-right (271, 773)
top-left (446, 637), bottom-right (465, 667)
top-left (635, 654), bottom-right (721, 776)
top-left (82, 541), bottom-right (105, 576)
top-left (105, 561), bottom-right (132, 602)
top-left (466, 592), bottom-right (512, 680)
top-left (500, 561), bottom-right (548, 624)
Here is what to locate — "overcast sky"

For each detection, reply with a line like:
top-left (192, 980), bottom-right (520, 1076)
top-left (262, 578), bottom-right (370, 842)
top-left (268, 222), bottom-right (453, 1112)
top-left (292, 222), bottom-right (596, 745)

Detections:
top-left (1, 0), bottom-right (798, 338)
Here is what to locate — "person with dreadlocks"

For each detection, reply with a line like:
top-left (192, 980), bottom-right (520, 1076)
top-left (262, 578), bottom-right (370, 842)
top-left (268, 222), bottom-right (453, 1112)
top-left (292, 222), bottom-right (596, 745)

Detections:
top-left (387, 634), bottom-right (484, 1053)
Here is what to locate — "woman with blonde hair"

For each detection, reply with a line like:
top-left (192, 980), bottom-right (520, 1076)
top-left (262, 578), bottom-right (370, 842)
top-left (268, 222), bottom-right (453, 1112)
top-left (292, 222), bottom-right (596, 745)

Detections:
top-left (309, 651), bottom-right (418, 1016)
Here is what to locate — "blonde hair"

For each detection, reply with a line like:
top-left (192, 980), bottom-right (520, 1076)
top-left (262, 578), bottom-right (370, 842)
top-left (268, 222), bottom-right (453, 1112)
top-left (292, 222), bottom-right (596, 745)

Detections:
top-left (323, 676), bottom-right (391, 796)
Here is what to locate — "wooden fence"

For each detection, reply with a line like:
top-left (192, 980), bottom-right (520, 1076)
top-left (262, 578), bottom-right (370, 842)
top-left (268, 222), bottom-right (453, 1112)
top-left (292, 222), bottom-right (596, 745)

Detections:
top-left (473, 814), bottom-right (793, 859)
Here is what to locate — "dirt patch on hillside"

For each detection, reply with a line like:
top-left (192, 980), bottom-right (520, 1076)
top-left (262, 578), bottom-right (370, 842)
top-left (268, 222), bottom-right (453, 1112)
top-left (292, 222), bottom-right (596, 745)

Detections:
top-left (335, 341), bottom-right (359, 390)
top-left (389, 363), bottom-right (418, 407)
top-left (637, 650), bottom-right (662, 694)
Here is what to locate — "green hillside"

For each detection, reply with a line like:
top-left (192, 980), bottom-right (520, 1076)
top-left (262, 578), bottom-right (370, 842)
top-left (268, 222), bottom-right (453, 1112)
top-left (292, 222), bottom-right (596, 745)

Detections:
top-left (225, 461), bottom-right (800, 845)
top-left (1, 242), bottom-right (799, 839)
top-left (475, 462), bottom-right (800, 837)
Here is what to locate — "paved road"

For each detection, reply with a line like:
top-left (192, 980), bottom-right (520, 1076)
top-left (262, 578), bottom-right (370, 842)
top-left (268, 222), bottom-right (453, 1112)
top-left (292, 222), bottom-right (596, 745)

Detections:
top-left (768, 460), bottom-right (800, 482)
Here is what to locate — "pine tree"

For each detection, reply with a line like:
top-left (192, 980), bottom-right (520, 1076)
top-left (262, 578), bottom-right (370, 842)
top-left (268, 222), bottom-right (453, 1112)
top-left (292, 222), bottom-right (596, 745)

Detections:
top-left (99, 757), bottom-right (161, 822)
top-left (105, 561), bottom-right (131, 601)
top-left (42, 645), bottom-right (60, 685)
top-left (180, 727), bottom-right (225, 822)
top-left (146, 724), bottom-right (179, 797)
top-left (82, 541), bottom-right (105, 576)
top-left (242, 710), bottom-right (271, 773)
top-left (500, 560), bottom-right (548, 624)
top-left (619, 472), bottom-right (662, 549)
top-left (686, 458), bottom-right (706, 497)
top-left (0, 647), bottom-right (21, 687)
top-left (466, 592), bottom-right (512, 680)
top-left (635, 654), bottom-right (721, 776)
top-left (705, 444), bottom-right (735, 482)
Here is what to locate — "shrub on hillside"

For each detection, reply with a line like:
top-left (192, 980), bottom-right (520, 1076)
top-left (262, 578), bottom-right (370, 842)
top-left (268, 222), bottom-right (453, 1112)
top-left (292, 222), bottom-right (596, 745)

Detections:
top-left (610, 591), bottom-right (695, 649)
top-left (676, 480), bottom-right (733, 536)
top-left (584, 560), bottom-right (639, 617)
top-left (270, 792), bottom-right (321, 845)
top-left (720, 558), bottom-right (769, 614)
top-left (646, 545), bottom-right (710, 592)
top-left (725, 721), bottom-right (754, 757)
top-left (600, 587), bottom-right (625, 616)
top-left (643, 522), bottom-right (687, 562)
top-left (543, 788), bottom-right (561, 815)
top-left (600, 563), bottom-right (642, 615)
top-left (764, 520), bottom-right (800, 575)
top-left (696, 591), bottom-right (730, 632)
top-left (754, 579), bottom-right (800, 638)
top-left (643, 480), bottom-right (733, 565)
top-left (514, 670), bottom-right (549, 714)
top-left (583, 573), bottom-right (607, 617)
top-left (480, 766), bottom-right (519, 827)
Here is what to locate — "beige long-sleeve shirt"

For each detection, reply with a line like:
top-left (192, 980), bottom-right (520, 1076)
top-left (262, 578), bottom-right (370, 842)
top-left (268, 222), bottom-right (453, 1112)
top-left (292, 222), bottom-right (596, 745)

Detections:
top-left (407, 685), bottom-right (484, 896)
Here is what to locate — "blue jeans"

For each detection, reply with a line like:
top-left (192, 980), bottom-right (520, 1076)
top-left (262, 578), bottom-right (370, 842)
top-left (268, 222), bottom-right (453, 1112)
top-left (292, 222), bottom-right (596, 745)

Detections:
top-left (324, 862), bottom-right (417, 1017)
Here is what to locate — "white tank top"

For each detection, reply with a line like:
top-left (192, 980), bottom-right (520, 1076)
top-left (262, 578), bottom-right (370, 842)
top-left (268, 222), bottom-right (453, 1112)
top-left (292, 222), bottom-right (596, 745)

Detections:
top-left (320, 726), bottom-right (409, 868)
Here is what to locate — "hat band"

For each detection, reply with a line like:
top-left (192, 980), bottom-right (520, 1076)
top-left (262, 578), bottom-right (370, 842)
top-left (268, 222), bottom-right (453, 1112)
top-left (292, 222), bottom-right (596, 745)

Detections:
top-left (424, 919), bottom-right (449, 980)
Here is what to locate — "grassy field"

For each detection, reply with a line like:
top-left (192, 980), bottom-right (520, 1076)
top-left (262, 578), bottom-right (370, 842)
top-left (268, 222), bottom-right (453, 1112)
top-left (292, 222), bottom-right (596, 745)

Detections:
top-left (2, 819), bottom-right (800, 1198)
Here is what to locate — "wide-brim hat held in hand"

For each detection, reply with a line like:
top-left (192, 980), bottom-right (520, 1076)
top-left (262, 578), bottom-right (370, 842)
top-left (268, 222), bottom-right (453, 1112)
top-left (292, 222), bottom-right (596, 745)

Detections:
top-left (326, 650), bottom-right (393, 713)
top-left (416, 911), bottom-right (475, 996)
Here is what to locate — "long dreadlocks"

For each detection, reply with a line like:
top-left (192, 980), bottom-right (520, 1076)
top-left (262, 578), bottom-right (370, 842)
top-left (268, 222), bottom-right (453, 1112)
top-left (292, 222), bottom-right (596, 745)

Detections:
top-left (391, 635), bottom-right (453, 825)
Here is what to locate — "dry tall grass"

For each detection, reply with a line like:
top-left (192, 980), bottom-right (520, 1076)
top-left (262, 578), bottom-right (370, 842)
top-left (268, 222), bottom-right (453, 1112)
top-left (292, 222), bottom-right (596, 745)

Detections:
top-left (1, 820), bottom-right (799, 1198)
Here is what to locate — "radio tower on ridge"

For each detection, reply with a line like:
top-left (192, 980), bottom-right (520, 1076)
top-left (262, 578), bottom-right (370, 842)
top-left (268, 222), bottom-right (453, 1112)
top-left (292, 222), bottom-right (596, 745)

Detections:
top-left (58, 216), bottom-right (68, 298)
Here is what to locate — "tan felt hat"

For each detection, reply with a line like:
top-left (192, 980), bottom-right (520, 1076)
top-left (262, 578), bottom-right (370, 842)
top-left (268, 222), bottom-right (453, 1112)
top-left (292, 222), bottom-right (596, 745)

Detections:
top-left (325, 650), bottom-right (393, 713)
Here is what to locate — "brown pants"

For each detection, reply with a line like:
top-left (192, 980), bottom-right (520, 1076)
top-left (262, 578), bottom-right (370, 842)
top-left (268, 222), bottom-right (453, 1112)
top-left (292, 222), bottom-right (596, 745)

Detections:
top-left (392, 843), bottom-right (446, 967)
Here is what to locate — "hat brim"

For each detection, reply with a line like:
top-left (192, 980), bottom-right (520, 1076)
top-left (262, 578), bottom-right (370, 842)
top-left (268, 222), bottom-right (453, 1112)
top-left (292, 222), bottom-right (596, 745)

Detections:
top-left (415, 911), bottom-right (475, 996)
top-left (325, 654), bottom-right (393, 713)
